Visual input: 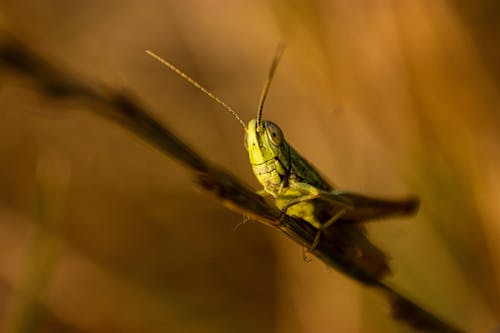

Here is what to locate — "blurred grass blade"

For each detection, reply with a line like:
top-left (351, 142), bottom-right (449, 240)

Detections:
top-left (5, 153), bottom-right (69, 333)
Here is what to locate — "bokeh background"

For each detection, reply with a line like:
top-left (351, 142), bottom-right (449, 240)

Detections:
top-left (0, 1), bottom-right (499, 332)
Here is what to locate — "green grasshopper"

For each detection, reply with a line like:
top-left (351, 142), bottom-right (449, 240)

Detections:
top-left (147, 45), bottom-right (418, 276)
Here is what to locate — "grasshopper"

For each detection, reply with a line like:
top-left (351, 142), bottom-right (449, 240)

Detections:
top-left (146, 45), bottom-right (418, 276)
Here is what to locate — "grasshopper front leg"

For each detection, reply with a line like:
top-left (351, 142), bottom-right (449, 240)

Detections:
top-left (280, 182), bottom-right (353, 211)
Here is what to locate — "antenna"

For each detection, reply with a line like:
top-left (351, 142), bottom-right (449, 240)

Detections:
top-left (256, 42), bottom-right (286, 131)
top-left (146, 50), bottom-right (247, 130)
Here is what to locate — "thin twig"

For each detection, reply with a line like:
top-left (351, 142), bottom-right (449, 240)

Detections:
top-left (0, 30), bottom-right (463, 333)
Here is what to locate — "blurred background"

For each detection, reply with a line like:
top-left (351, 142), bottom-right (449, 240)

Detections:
top-left (0, 1), bottom-right (499, 332)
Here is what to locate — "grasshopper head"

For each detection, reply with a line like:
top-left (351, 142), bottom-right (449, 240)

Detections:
top-left (245, 119), bottom-right (290, 167)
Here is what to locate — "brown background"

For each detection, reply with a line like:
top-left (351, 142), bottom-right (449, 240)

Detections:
top-left (0, 1), bottom-right (499, 332)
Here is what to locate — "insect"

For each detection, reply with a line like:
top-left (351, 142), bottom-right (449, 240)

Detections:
top-left (146, 45), bottom-right (418, 277)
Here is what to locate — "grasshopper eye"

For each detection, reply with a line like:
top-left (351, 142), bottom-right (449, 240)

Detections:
top-left (243, 132), bottom-right (248, 150)
top-left (264, 121), bottom-right (283, 146)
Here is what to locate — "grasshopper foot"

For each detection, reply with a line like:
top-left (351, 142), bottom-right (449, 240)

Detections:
top-left (301, 230), bottom-right (322, 262)
top-left (302, 247), bottom-right (313, 262)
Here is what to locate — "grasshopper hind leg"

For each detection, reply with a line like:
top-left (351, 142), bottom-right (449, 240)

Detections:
top-left (304, 207), bottom-right (349, 261)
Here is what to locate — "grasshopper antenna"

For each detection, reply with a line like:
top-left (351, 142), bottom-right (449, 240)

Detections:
top-left (146, 50), bottom-right (247, 131)
top-left (256, 41), bottom-right (286, 132)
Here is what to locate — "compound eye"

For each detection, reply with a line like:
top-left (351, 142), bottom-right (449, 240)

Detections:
top-left (243, 132), bottom-right (248, 150)
top-left (264, 121), bottom-right (283, 146)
